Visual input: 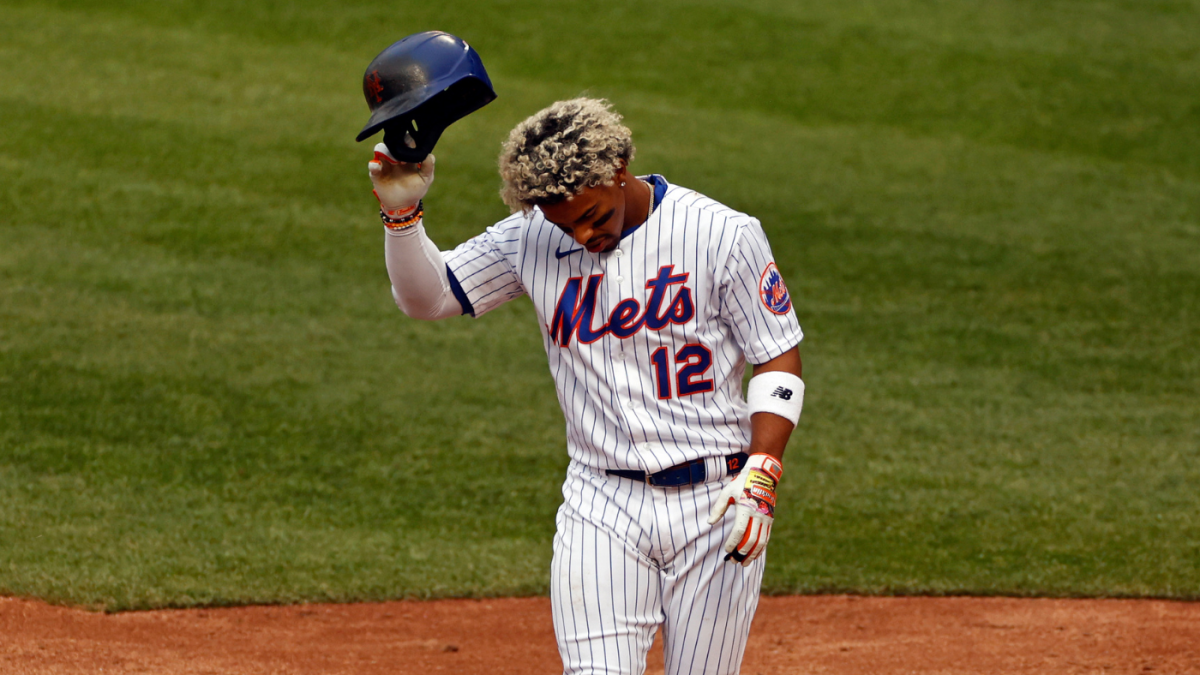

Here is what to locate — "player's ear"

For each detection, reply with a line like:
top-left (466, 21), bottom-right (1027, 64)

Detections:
top-left (614, 161), bottom-right (630, 185)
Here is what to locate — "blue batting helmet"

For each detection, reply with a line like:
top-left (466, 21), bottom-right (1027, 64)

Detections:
top-left (356, 31), bottom-right (497, 162)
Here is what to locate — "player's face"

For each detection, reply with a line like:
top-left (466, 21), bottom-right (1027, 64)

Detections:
top-left (540, 171), bottom-right (630, 254)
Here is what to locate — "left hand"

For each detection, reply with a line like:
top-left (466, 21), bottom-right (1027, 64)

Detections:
top-left (707, 453), bottom-right (783, 566)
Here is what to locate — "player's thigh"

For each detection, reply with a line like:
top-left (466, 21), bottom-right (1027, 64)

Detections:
top-left (552, 467), bottom-right (663, 675)
top-left (658, 485), bottom-right (766, 675)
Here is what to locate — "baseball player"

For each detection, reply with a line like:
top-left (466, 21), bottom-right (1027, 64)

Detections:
top-left (371, 98), bottom-right (804, 675)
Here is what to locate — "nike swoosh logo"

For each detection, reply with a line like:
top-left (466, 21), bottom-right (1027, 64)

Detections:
top-left (555, 246), bottom-right (584, 259)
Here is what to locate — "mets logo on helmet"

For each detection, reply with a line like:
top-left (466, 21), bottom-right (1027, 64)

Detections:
top-left (759, 262), bottom-right (792, 315)
top-left (366, 71), bottom-right (385, 103)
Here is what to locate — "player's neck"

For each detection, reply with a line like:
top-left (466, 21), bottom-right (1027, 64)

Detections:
top-left (621, 178), bottom-right (655, 232)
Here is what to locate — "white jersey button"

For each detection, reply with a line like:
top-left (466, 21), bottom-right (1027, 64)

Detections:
top-left (629, 400), bottom-right (640, 409)
top-left (614, 276), bottom-right (625, 284)
top-left (613, 249), bottom-right (624, 257)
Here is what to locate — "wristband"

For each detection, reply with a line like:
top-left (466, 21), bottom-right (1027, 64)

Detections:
top-left (746, 371), bottom-right (804, 425)
top-left (381, 200), bottom-right (423, 230)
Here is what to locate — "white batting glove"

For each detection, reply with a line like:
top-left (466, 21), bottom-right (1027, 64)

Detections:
top-left (707, 453), bottom-right (783, 566)
top-left (367, 139), bottom-right (435, 216)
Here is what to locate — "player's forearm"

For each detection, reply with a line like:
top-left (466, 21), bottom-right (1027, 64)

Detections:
top-left (383, 222), bottom-right (463, 320)
top-left (748, 411), bottom-right (794, 462)
top-left (747, 347), bottom-right (804, 462)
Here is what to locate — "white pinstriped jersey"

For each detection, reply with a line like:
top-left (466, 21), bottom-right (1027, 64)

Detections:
top-left (444, 176), bottom-right (803, 475)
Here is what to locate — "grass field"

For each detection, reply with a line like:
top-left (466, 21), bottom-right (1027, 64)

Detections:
top-left (1, 0), bottom-right (1198, 611)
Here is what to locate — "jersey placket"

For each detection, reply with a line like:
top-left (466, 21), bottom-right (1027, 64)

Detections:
top-left (601, 244), bottom-right (650, 463)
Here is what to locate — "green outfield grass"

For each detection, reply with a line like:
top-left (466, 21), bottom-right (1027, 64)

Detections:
top-left (1, 0), bottom-right (1197, 610)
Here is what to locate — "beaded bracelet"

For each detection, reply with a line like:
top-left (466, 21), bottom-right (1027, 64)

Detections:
top-left (380, 200), bottom-right (424, 230)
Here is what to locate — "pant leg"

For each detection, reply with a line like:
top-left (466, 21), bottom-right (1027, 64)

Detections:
top-left (552, 462), bottom-right (664, 675)
top-left (655, 480), bottom-right (766, 675)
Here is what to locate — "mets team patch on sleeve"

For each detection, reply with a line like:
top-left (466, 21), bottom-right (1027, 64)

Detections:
top-left (759, 262), bottom-right (792, 315)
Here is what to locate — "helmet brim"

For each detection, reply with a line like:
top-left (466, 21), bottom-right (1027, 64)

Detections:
top-left (356, 76), bottom-right (496, 143)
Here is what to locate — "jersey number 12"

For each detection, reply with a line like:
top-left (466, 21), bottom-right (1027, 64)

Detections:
top-left (651, 344), bottom-right (714, 399)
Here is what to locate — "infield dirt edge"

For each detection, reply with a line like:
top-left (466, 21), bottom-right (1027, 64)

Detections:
top-left (4, 594), bottom-right (1199, 674)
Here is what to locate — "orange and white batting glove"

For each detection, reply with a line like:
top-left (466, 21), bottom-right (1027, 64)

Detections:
top-left (707, 453), bottom-right (783, 566)
top-left (367, 139), bottom-right (435, 217)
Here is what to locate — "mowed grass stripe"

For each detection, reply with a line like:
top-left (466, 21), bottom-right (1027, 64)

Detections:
top-left (0, 2), bottom-right (1197, 607)
top-left (7, 0), bottom-right (1199, 177)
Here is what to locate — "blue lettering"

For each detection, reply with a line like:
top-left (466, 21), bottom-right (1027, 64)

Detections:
top-left (643, 266), bottom-right (692, 331)
top-left (609, 299), bottom-right (644, 338)
top-left (667, 287), bottom-right (693, 324)
top-left (550, 275), bottom-right (607, 346)
top-left (550, 266), bottom-right (696, 347)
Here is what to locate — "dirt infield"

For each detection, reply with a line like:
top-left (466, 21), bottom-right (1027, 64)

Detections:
top-left (3, 594), bottom-right (1199, 674)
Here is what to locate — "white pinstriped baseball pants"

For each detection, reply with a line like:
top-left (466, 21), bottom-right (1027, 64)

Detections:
top-left (551, 461), bottom-right (765, 675)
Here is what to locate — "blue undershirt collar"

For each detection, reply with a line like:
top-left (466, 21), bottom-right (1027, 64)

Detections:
top-left (620, 174), bottom-right (666, 241)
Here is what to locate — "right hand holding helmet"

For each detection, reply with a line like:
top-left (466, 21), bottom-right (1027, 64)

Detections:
top-left (368, 138), bottom-right (435, 215)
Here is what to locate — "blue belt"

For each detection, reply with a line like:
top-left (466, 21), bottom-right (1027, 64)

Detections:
top-left (606, 453), bottom-right (749, 487)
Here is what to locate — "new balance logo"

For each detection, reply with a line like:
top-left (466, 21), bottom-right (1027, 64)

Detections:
top-left (771, 387), bottom-right (793, 400)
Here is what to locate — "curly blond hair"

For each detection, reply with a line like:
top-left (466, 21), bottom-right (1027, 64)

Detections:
top-left (498, 98), bottom-right (635, 214)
